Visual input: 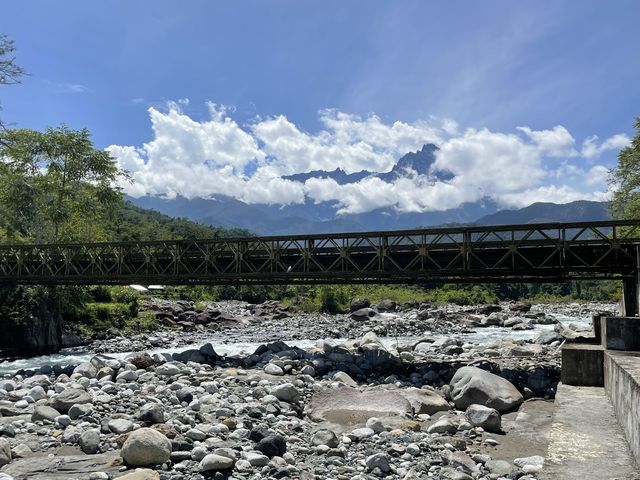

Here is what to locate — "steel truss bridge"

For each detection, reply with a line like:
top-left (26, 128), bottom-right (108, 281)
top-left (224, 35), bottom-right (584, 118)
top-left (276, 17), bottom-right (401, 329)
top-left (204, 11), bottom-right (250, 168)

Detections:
top-left (1, 220), bottom-right (639, 289)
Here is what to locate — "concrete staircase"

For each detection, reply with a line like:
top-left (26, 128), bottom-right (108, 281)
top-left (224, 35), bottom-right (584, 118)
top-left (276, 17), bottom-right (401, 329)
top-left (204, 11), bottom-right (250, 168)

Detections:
top-left (548, 315), bottom-right (640, 477)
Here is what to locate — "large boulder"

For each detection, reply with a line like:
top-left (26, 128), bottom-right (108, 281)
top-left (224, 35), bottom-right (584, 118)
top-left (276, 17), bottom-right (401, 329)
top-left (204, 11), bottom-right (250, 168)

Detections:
top-left (449, 366), bottom-right (523, 412)
top-left (120, 427), bottom-right (171, 466)
top-left (49, 388), bottom-right (92, 413)
top-left (399, 387), bottom-right (450, 415)
top-left (306, 387), bottom-right (412, 427)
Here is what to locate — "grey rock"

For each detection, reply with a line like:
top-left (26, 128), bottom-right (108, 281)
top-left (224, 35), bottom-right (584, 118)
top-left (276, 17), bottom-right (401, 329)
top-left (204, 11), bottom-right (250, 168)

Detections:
top-left (332, 371), bottom-right (357, 387)
top-left (348, 427), bottom-right (375, 441)
top-left (31, 405), bottom-right (61, 423)
top-left (349, 298), bottom-right (370, 312)
top-left (245, 451), bottom-right (269, 466)
top-left (173, 349), bottom-right (207, 364)
top-left (11, 444), bottom-right (31, 459)
top-left (0, 438), bottom-right (10, 466)
top-left (445, 451), bottom-right (478, 474)
top-left (200, 453), bottom-right (234, 471)
top-left (0, 452), bottom-right (122, 479)
top-left (376, 298), bottom-right (397, 312)
top-left (121, 427), bottom-right (172, 466)
top-left (73, 362), bottom-right (97, 378)
top-left (264, 364), bottom-right (284, 376)
top-left (69, 403), bottom-right (93, 420)
top-left (79, 429), bottom-right (101, 454)
top-left (271, 383), bottom-right (300, 403)
top-left (108, 418), bottom-right (134, 434)
top-left (256, 434), bottom-right (286, 458)
top-left (449, 366), bottom-right (523, 412)
top-left (514, 455), bottom-right (544, 473)
top-left (350, 307), bottom-right (377, 320)
top-left (535, 330), bottom-right (564, 345)
top-left (465, 404), bottom-right (501, 432)
top-left (137, 403), bottom-right (165, 424)
top-left (365, 453), bottom-right (390, 473)
top-left (306, 387), bottom-right (412, 426)
top-left (155, 363), bottom-right (181, 376)
top-left (49, 388), bottom-right (92, 413)
top-left (311, 429), bottom-right (339, 448)
top-left (427, 417), bottom-right (458, 434)
top-left (486, 459), bottom-right (513, 475)
top-left (61, 425), bottom-right (83, 444)
top-left (399, 387), bottom-right (450, 415)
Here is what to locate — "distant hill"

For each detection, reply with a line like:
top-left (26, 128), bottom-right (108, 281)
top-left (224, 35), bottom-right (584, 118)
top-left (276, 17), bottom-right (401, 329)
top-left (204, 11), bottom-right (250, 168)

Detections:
top-left (474, 200), bottom-right (610, 226)
top-left (126, 143), bottom-right (610, 235)
top-left (111, 201), bottom-right (252, 241)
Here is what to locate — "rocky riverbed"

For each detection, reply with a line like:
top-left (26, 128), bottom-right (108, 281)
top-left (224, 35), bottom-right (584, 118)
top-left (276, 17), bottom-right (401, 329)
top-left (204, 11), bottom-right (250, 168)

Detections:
top-left (0, 300), bottom-right (616, 479)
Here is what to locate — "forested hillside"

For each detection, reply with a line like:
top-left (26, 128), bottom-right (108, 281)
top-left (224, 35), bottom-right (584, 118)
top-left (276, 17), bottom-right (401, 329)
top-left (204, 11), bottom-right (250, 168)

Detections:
top-left (110, 201), bottom-right (251, 242)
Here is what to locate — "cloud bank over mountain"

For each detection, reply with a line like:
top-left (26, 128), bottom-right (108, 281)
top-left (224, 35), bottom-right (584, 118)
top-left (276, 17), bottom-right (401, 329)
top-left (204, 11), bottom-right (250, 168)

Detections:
top-left (107, 101), bottom-right (628, 215)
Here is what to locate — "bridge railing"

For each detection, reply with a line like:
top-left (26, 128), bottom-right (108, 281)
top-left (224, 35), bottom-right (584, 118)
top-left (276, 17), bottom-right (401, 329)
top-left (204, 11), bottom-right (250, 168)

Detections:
top-left (1, 220), bottom-right (639, 284)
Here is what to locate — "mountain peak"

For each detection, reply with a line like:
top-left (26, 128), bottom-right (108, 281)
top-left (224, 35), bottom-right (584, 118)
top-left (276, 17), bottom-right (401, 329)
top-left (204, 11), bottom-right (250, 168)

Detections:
top-left (283, 143), bottom-right (449, 184)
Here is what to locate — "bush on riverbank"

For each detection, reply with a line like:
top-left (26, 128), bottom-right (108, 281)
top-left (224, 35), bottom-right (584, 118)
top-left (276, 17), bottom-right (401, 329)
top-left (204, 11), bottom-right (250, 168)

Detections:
top-left (152, 280), bottom-right (620, 312)
top-left (425, 284), bottom-right (499, 305)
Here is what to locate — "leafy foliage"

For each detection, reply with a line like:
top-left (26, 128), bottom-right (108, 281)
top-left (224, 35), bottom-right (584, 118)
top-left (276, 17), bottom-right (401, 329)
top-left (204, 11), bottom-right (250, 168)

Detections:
top-left (0, 34), bottom-right (25, 131)
top-left (610, 118), bottom-right (640, 219)
top-left (0, 126), bottom-right (125, 243)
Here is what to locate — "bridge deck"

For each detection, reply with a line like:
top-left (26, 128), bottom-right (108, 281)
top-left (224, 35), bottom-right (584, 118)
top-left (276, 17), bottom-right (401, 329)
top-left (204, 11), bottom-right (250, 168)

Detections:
top-left (0, 220), bottom-right (639, 285)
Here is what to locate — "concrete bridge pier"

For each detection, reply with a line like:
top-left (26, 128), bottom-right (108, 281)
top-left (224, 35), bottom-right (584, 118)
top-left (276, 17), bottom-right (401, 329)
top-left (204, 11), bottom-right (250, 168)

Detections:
top-left (622, 274), bottom-right (640, 317)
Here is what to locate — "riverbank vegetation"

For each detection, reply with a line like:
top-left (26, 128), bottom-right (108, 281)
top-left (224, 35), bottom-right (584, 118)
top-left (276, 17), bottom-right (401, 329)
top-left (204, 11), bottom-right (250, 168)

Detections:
top-left (157, 279), bottom-right (620, 312)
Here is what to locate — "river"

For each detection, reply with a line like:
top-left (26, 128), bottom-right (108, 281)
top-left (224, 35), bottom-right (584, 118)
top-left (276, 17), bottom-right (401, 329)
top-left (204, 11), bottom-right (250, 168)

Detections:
top-left (0, 313), bottom-right (588, 377)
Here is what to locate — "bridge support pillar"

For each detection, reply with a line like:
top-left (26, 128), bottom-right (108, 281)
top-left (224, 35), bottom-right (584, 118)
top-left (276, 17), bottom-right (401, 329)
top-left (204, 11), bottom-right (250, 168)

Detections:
top-left (622, 276), bottom-right (640, 317)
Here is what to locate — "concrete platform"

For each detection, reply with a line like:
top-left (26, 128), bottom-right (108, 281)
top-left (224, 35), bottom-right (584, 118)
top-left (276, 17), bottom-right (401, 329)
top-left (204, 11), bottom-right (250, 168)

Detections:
top-left (541, 383), bottom-right (639, 480)
top-left (602, 317), bottom-right (640, 350)
top-left (561, 343), bottom-right (604, 386)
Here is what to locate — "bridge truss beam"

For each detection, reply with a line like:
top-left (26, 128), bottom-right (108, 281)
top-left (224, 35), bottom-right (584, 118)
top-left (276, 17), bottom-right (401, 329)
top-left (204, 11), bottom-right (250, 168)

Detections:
top-left (0, 221), bottom-right (639, 287)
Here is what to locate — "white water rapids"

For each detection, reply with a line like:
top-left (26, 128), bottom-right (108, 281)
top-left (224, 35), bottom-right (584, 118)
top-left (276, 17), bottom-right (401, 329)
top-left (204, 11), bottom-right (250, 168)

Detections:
top-left (0, 314), bottom-right (590, 376)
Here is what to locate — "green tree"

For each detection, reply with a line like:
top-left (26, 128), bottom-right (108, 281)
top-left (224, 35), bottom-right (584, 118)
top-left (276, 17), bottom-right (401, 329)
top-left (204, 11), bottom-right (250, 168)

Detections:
top-left (610, 118), bottom-right (640, 219)
top-left (0, 34), bottom-right (25, 131)
top-left (0, 126), bottom-right (126, 243)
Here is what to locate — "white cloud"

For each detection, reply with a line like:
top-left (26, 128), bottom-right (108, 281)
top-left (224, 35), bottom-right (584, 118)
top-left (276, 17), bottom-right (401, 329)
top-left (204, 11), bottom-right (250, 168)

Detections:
top-left (107, 101), bottom-right (624, 215)
top-left (45, 80), bottom-right (89, 94)
top-left (252, 110), bottom-right (442, 175)
top-left (498, 185), bottom-right (608, 208)
top-left (581, 133), bottom-right (631, 159)
top-left (516, 125), bottom-right (577, 157)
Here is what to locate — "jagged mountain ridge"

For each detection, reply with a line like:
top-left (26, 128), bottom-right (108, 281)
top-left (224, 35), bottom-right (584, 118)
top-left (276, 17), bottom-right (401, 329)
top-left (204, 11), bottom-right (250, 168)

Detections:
top-left (127, 143), bottom-right (610, 235)
top-left (283, 144), bottom-right (452, 184)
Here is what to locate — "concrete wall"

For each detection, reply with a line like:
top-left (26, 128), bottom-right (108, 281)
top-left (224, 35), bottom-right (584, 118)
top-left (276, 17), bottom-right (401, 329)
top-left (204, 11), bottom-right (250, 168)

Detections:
top-left (604, 350), bottom-right (640, 466)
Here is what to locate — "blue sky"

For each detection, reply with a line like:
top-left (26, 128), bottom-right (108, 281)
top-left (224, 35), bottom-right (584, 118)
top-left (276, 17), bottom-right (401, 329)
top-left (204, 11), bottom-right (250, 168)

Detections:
top-left (2, 1), bottom-right (639, 213)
